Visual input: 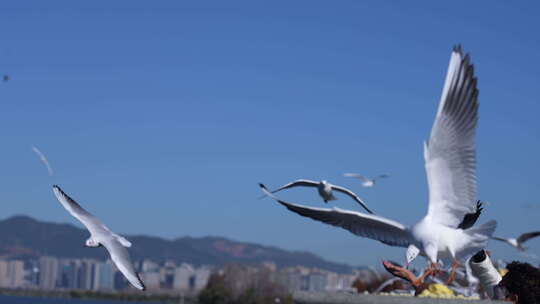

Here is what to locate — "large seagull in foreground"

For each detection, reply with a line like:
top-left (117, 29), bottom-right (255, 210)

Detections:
top-left (53, 185), bottom-right (145, 290)
top-left (260, 46), bottom-right (496, 285)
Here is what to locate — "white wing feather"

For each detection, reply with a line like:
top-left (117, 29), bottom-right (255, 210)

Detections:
top-left (52, 185), bottom-right (111, 236)
top-left (425, 46), bottom-right (479, 228)
top-left (103, 239), bottom-right (145, 290)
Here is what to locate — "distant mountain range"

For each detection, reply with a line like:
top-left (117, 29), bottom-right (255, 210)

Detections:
top-left (0, 216), bottom-right (356, 273)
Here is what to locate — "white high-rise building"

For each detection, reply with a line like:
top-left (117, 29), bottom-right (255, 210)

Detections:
top-left (173, 263), bottom-right (194, 290)
top-left (194, 267), bottom-right (211, 291)
top-left (141, 259), bottom-right (158, 272)
top-left (0, 260), bottom-right (8, 287)
top-left (92, 260), bottom-right (115, 291)
top-left (79, 259), bottom-right (97, 290)
top-left (39, 257), bottom-right (59, 289)
top-left (140, 271), bottom-right (160, 290)
top-left (0, 260), bottom-right (24, 288)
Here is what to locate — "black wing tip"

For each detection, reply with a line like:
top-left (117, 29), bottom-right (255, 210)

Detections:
top-left (453, 44), bottom-right (463, 54)
top-left (137, 273), bottom-right (146, 291)
top-left (476, 200), bottom-right (484, 211)
top-left (452, 44), bottom-right (475, 65)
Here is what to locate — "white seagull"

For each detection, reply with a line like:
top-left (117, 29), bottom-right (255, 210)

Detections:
top-left (259, 46), bottom-right (496, 284)
top-left (52, 185), bottom-right (145, 290)
top-left (491, 231), bottom-right (540, 251)
top-left (343, 173), bottom-right (389, 187)
top-left (264, 179), bottom-right (373, 214)
top-left (32, 146), bottom-right (54, 176)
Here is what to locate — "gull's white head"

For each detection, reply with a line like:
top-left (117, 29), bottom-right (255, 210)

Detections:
top-left (405, 244), bottom-right (420, 267)
top-left (321, 180), bottom-right (328, 185)
top-left (85, 238), bottom-right (100, 247)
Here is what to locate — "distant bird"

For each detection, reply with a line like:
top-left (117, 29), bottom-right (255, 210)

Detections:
top-left (343, 173), bottom-right (389, 187)
top-left (2, 75), bottom-right (8, 82)
top-left (263, 179), bottom-right (373, 214)
top-left (492, 231), bottom-right (540, 251)
top-left (52, 185), bottom-right (145, 290)
top-left (259, 46), bottom-right (496, 286)
top-left (32, 146), bottom-right (54, 176)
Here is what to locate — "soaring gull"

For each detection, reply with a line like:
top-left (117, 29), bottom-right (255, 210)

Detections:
top-left (259, 46), bottom-right (496, 284)
top-left (52, 185), bottom-right (145, 290)
top-left (343, 173), bottom-right (389, 188)
top-left (263, 179), bottom-right (373, 214)
top-left (32, 146), bottom-right (54, 176)
top-left (492, 231), bottom-right (540, 251)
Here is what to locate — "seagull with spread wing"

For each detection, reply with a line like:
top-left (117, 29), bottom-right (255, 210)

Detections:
top-left (52, 185), bottom-right (145, 290)
top-left (259, 46), bottom-right (496, 285)
top-left (492, 231), bottom-right (540, 251)
top-left (263, 179), bottom-right (373, 214)
top-left (343, 173), bottom-right (389, 188)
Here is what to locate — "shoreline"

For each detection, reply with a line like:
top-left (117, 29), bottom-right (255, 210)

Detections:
top-left (0, 288), bottom-right (197, 303)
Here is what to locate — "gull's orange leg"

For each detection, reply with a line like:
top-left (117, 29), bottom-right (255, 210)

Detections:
top-left (446, 259), bottom-right (459, 285)
top-left (412, 262), bottom-right (436, 287)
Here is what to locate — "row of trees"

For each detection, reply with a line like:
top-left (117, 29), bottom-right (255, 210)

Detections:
top-left (198, 264), bottom-right (293, 304)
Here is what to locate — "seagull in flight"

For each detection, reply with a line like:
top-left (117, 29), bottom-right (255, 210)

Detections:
top-left (492, 231), bottom-right (540, 251)
top-left (343, 173), bottom-right (389, 188)
top-left (263, 179), bottom-right (373, 214)
top-left (52, 185), bottom-right (145, 290)
top-left (32, 146), bottom-right (54, 176)
top-left (259, 46), bottom-right (496, 285)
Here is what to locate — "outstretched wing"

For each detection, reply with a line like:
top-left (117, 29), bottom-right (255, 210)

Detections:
top-left (491, 236), bottom-right (510, 243)
top-left (425, 46), bottom-right (479, 228)
top-left (259, 184), bottom-right (411, 247)
top-left (271, 179), bottom-right (319, 193)
top-left (517, 231), bottom-right (540, 244)
top-left (330, 184), bottom-right (374, 214)
top-left (52, 185), bottom-right (110, 235)
top-left (102, 239), bottom-right (145, 290)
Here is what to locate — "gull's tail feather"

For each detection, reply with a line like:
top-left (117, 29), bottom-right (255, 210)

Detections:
top-left (114, 234), bottom-right (132, 248)
top-left (466, 220), bottom-right (497, 239)
top-left (457, 220), bottom-right (497, 260)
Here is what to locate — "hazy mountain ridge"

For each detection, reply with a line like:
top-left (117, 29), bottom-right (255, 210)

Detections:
top-left (0, 215), bottom-right (355, 273)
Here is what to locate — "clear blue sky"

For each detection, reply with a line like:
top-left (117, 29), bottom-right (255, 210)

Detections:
top-left (1, 1), bottom-right (539, 268)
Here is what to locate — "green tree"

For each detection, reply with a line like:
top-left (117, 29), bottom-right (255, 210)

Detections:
top-left (198, 273), bottom-right (234, 304)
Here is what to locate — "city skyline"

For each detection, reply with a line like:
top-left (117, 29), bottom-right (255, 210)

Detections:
top-left (0, 255), bottom-right (363, 294)
top-left (1, 1), bottom-right (539, 268)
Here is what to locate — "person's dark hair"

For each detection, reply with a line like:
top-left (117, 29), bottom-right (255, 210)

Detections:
top-left (499, 261), bottom-right (540, 304)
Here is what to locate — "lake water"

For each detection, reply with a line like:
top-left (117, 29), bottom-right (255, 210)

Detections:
top-left (0, 295), bottom-right (162, 304)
